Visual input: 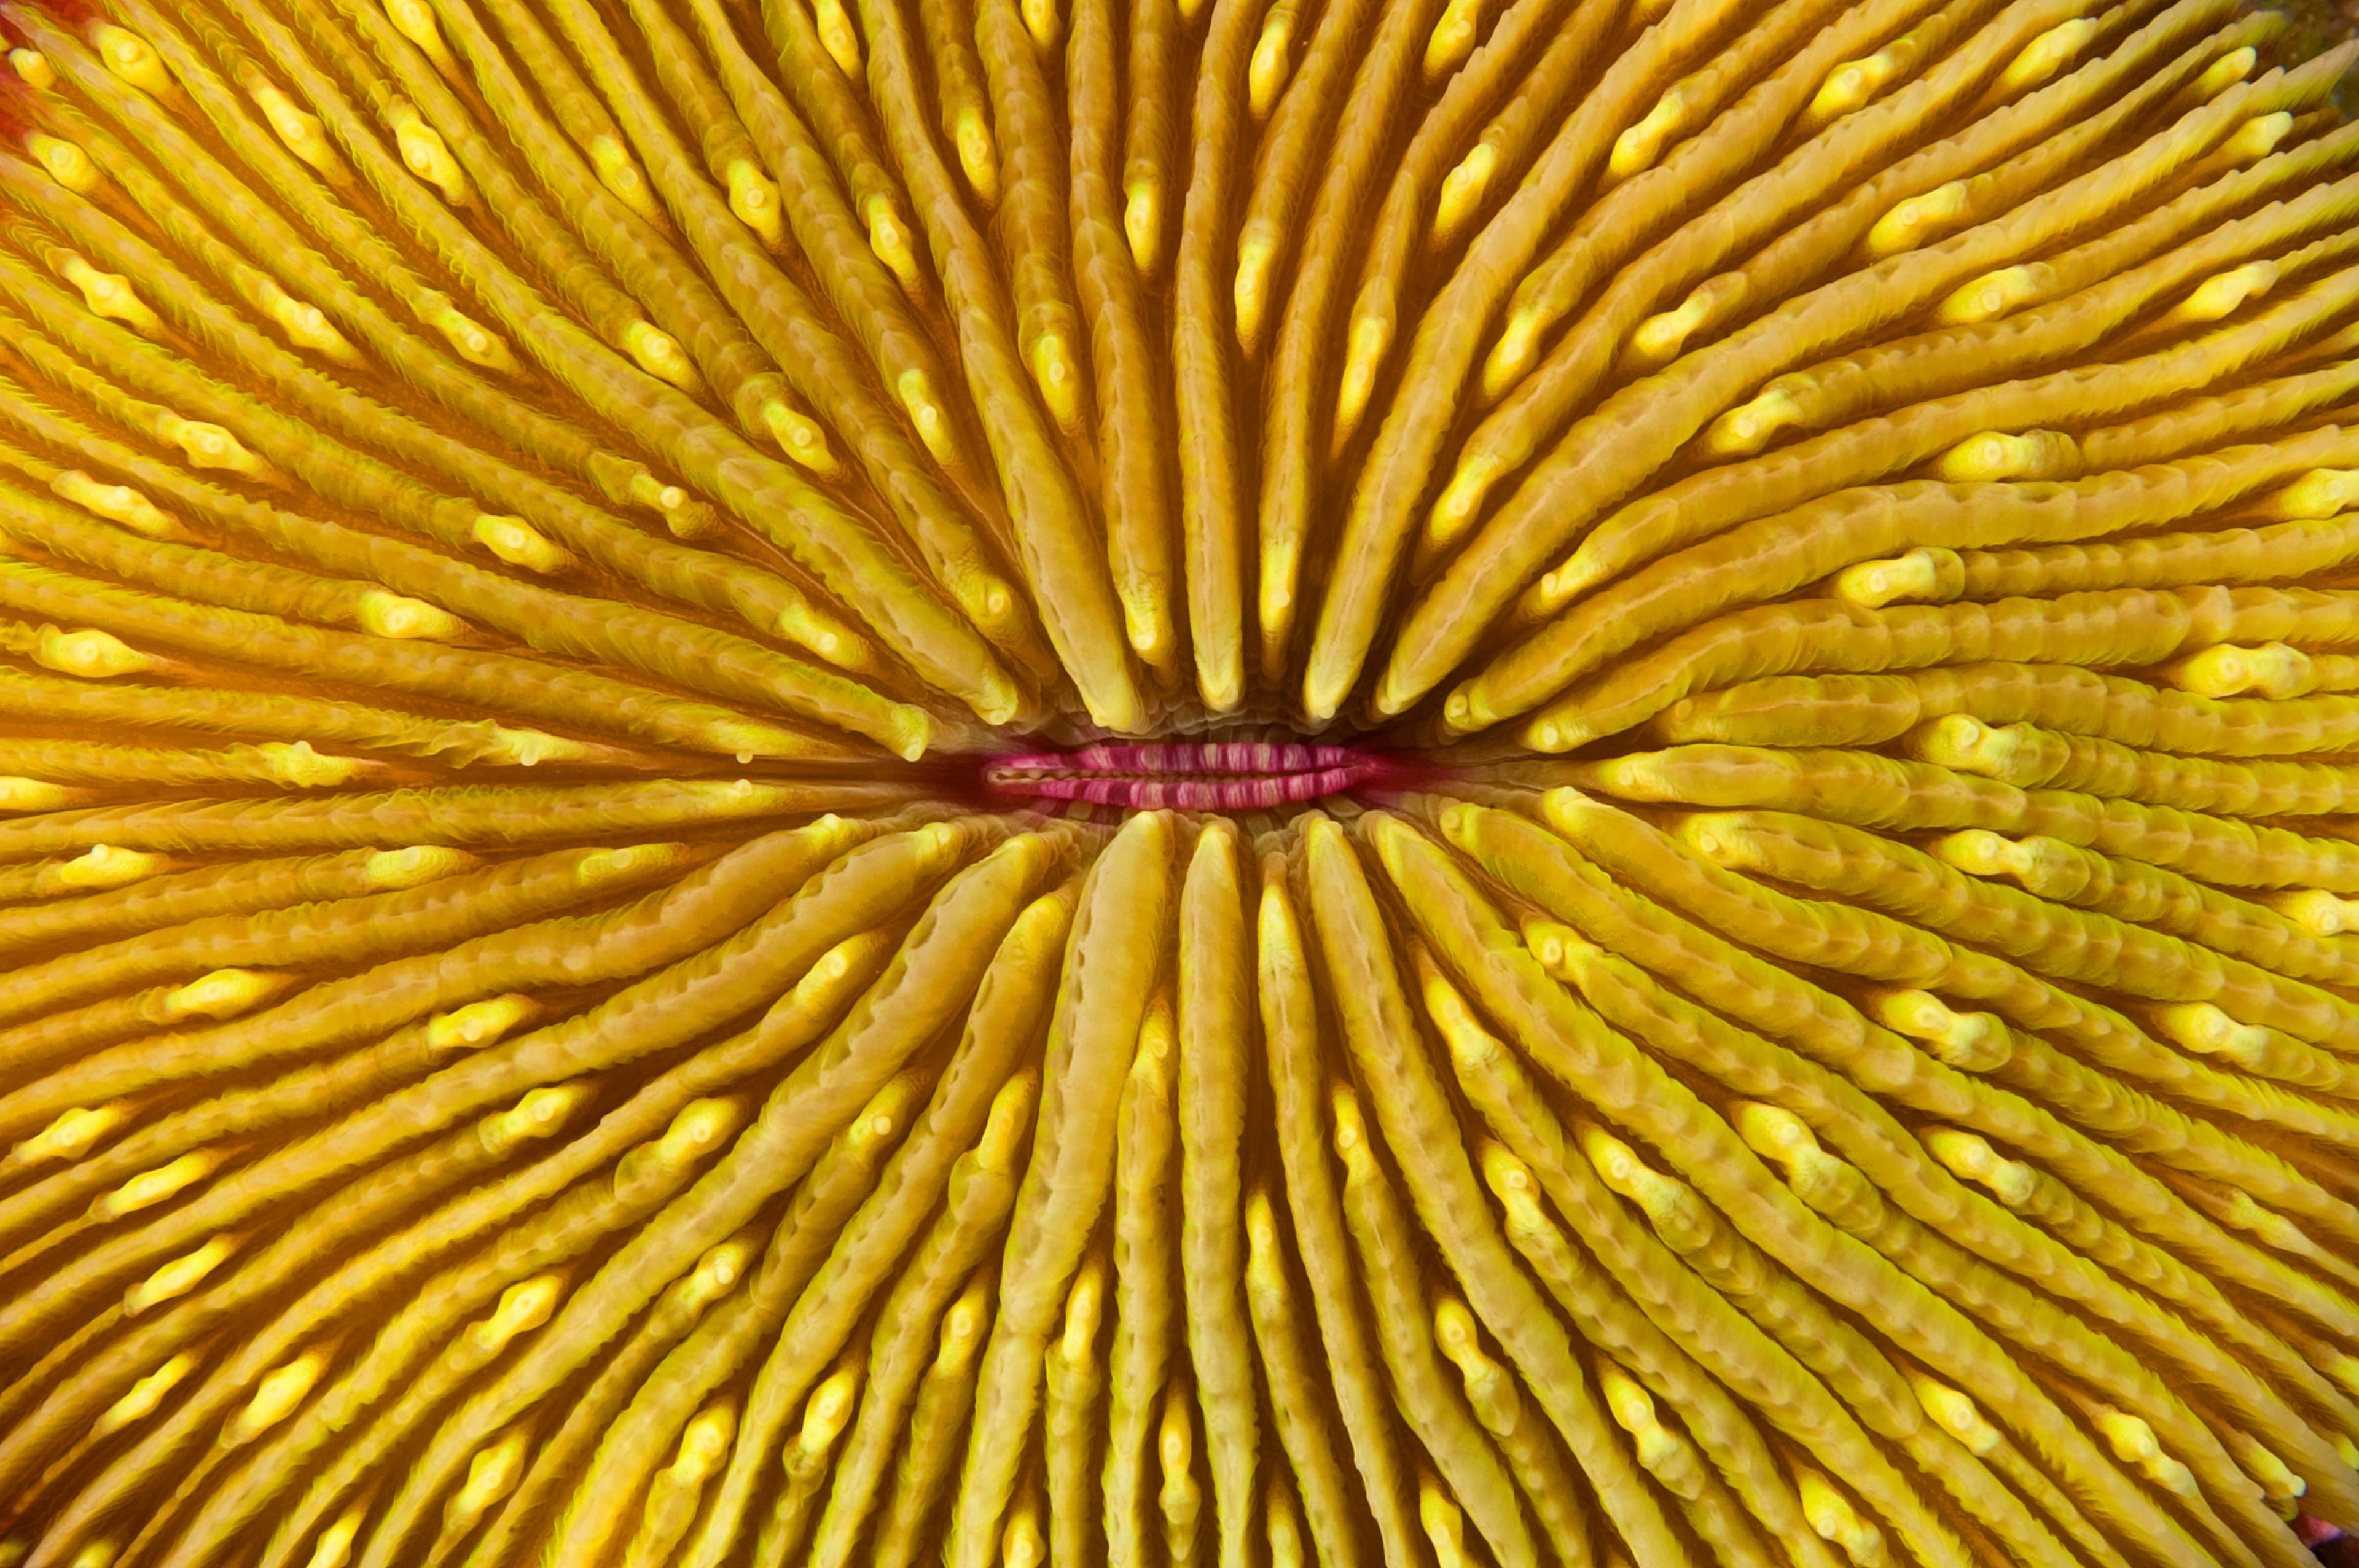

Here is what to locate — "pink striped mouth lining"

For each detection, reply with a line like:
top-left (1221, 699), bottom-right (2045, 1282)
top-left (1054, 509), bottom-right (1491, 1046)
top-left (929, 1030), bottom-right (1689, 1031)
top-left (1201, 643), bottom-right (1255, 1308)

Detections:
top-left (982, 741), bottom-right (1391, 809)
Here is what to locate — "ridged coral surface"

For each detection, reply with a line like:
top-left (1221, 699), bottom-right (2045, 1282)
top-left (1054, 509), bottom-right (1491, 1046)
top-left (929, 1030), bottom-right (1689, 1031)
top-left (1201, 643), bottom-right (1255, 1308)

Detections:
top-left (0, 0), bottom-right (2357, 1563)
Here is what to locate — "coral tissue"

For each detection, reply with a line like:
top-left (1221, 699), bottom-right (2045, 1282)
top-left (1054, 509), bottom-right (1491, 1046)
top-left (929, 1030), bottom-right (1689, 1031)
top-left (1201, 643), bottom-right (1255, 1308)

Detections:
top-left (0, 0), bottom-right (2353, 1563)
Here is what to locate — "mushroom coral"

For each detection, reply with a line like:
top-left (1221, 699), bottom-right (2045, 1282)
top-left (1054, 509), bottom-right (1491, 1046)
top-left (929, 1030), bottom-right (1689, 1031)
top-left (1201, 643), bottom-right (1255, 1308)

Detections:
top-left (0, 0), bottom-right (2353, 1563)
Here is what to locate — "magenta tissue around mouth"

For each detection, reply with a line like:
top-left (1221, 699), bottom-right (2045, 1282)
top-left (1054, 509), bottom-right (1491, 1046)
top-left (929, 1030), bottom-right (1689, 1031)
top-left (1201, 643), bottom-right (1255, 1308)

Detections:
top-left (982, 741), bottom-right (1393, 809)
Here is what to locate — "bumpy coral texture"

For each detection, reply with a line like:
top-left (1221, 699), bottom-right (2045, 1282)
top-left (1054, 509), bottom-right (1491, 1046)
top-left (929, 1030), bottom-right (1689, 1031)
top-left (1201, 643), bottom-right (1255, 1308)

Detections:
top-left (0, 0), bottom-right (2355, 1565)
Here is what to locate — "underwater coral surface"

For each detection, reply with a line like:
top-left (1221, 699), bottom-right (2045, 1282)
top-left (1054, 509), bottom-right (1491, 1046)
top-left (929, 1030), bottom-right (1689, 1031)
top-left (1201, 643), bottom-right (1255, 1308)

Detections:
top-left (0, 0), bottom-right (2355, 1564)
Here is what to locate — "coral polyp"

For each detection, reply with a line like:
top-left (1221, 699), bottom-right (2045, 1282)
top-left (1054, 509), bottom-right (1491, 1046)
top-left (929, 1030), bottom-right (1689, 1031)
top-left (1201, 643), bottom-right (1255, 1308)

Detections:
top-left (0, 0), bottom-right (2358, 1562)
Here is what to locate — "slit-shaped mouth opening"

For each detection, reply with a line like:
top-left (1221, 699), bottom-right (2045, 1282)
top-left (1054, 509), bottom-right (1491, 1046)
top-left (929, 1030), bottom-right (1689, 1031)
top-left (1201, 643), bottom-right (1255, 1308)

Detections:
top-left (979, 738), bottom-right (1423, 809)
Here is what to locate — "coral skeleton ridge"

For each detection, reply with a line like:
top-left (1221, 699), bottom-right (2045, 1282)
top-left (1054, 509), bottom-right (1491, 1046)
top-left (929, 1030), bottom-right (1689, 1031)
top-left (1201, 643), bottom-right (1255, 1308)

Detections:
top-left (0, 0), bottom-right (2356, 1562)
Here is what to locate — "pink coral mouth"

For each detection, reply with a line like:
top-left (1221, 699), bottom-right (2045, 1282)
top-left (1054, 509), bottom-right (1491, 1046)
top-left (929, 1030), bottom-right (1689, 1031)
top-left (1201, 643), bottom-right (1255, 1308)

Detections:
top-left (982, 741), bottom-right (1403, 809)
